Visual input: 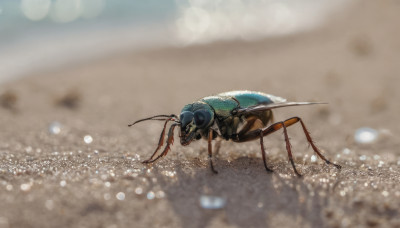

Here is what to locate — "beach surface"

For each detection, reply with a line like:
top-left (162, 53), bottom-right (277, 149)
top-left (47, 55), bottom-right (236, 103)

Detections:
top-left (1, 0), bottom-right (400, 227)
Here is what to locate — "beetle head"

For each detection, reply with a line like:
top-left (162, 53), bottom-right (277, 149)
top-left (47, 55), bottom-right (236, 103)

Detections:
top-left (179, 103), bottom-right (214, 146)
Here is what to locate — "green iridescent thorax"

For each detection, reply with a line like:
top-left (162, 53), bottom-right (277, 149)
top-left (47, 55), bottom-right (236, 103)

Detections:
top-left (198, 95), bottom-right (241, 139)
top-left (200, 96), bottom-right (238, 119)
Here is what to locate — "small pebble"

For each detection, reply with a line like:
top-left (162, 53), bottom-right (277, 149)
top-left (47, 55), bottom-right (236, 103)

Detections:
top-left (84, 135), bottom-right (93, 144)
top-left (342, 148), bottom-right (351, 154)
top-left (135, 187), bottom-right (143, 195)
top-left (60, 180), bottom-right (66, 187)
top-left (20, 183), bottom-right (31, 191)
top-left (49, 122), bottom-right (61, 135)
top-left (199, 196), bottom-right (226, 209)
top-left (354, 127), bottom-right (378, 144)
top-left (6, 185), bottom-right (13, 191)
top-left (147, 191), bottom-right (155, 200)
top-left (382, 191), bottom-right (389, 197)
top-left (116, 192), bottom-right (125, 200)
top-left (310, 155), bottom-right (317, 163)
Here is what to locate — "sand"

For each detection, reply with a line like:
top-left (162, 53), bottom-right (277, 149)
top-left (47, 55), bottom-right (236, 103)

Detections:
top-left (1, 0), bottom-right (400, 227)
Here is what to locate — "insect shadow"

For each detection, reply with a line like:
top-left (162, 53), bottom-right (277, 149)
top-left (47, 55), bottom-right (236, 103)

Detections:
top-left (154, 157), bottom-right (328, 228)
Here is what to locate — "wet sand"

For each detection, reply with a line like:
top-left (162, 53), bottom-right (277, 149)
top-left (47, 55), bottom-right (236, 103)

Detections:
top-left (1, 0), bottom-right (400, 227)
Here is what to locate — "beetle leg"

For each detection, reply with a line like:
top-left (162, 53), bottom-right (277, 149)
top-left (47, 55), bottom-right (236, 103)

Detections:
top-left (280, 121), bottom-right (301, 177)
top-left (214, 138), bottom-right (222, 156)
top-left (144, 123), bottom-right (178, 163)
top-left (262, 117), bottom-right (341, 170)
top-left (258, 130), bottom-right (274, 172)
top-left (208, 129), bottom-right (218, 174)
top-left (235, 117), bottom-right (274, 172)
top-left (235, 119), bottom-right (301, 176)
top-left (265, 120), bottom-right (301, 176)
top-left (297, 118), bottom-right (341, 169)
top-left (237, 116), bottom-right (264, 138)
top-left (234, 116), bottom-right (341, 176)
top-left (143, 118), bottom-right (173, 164)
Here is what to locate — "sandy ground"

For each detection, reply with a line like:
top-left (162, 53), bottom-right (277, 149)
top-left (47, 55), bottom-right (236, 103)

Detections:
top-left (1, 0), bottom-right (400, 227)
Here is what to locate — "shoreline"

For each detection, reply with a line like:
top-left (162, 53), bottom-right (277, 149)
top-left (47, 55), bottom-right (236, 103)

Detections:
top-left (0, 22), bottom-right (174, 84)
top-left (0, 0), bottom-right (355, 85)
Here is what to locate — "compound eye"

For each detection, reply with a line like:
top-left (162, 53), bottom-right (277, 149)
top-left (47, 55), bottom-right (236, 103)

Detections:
top-left (180, 111), bottom-right (194, 128)
top-left (193, 110), bottom-right (211, 128)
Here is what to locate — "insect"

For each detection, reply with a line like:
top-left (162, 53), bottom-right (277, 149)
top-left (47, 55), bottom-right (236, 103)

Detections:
top-left (129, 90), bottom-right (341, 176)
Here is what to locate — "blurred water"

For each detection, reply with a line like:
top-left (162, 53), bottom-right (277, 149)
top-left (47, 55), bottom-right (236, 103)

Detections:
top-left (0, 0), bottom-right (176, 83)
top-left (0, 0), bottom-right (353, 83)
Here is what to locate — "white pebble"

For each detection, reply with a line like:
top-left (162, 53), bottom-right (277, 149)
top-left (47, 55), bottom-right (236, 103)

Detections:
top-left (147, 191), bottom-right (155, 200)
top-left (310, 155), bottom-right (317, 163)
top-left (84, 135), bottom-right (93, 144)
top-left (20, 183), bottom-right (31, 191)
top-left (199, 196), bottom-right (226, 209)
top-left (49, 122), bottom-right (61, 135)
top-left (116, 192), bottom-right (125, 200)
top-left (354, 127), bottom-right (378, 144)
top-left (60, 180), bottom-right (66, 187)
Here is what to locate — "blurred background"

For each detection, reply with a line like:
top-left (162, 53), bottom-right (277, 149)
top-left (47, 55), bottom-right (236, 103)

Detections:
top-left (1, 0), bottom-right (352, 83)
top-left (1, 0), bottom-right (400, 228)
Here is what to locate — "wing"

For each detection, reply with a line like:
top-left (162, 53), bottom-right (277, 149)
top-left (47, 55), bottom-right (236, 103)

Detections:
top-left (236, 102), bottom-right (327, 114)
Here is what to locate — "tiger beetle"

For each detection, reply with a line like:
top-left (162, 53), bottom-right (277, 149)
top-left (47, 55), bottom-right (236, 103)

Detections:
top-left (129, 90), bottom-right (341, 177)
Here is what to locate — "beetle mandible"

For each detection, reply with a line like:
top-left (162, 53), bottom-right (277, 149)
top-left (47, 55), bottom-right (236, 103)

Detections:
top-left (129, 90), bottom-right (341, 176)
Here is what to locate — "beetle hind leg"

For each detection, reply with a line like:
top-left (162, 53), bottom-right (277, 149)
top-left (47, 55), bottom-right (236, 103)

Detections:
top-left (235, 119), bottom-right (303, 176)
top-left (234, 116), bottom-right (340, 177)
top-left (298, 119), bottom-right (341, 169)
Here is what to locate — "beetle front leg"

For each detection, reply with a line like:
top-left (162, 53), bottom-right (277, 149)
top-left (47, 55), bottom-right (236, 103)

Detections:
top-left (143, 118), bottom-right (174, 164)
top-left (208, 129), bottom-right (218, 174)
top-left (143, 123), bottom-right (178, 164)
